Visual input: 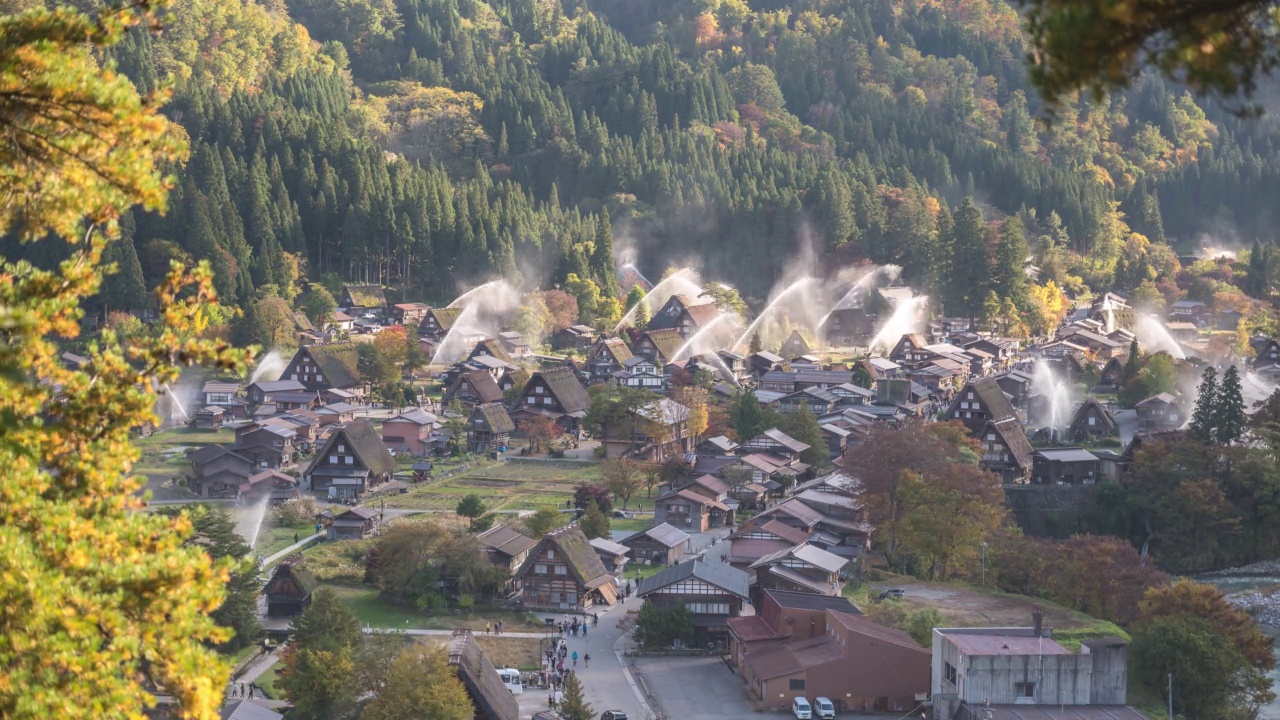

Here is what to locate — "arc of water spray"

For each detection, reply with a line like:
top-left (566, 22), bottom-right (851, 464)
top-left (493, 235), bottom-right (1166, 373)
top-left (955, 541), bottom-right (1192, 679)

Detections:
top-left (731, 277), bottom-right (819, 353)
top-left (613, 268), bottom-right (700, 333)
top-left (673, 314), bottom-right (740, 362)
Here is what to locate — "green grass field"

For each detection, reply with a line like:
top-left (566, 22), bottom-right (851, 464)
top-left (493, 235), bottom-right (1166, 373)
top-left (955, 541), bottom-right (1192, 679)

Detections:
top-left (385, 460), bottom-right (603, 512)
top-left (321, 584), bottom-right (544, 631)
top-left (134, 426), bottom-right (235, 486)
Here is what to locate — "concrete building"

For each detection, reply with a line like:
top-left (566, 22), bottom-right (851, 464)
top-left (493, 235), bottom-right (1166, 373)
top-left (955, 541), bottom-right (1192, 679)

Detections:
top-left (931, 618), bottom-right (1131, 720)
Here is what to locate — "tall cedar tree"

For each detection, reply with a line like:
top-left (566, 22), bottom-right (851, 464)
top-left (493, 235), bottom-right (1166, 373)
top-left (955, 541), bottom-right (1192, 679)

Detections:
top-left (557, 671), bottom-right (594, 720)
top-left (580, 501), bottom-right (611, 539)
top-left (777, 405), bottom-right (830, 467)
top-left (948, 198), bottom-right (988, 318)
top-left (592, 209), bottom-right (621, 299)
top-left (1216, 365), bottom-right (1247, 446)
top-left (1187, 366), bottom-right (1219, 444)
top-left (993, 215), bottom-right (1030, 310)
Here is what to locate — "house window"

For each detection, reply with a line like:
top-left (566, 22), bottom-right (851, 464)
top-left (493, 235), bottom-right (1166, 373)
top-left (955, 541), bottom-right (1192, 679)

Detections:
top-left (338, 444), bottom-right (345, 452)
top-left (527, 396), bottom-right (536, 405)
top-left (535, 385), bottom-right (544, 394)
top-left (554, 565), bottom-right (567, 575)
top-left (345, 456), bottom-right (353, 464)
top-left (535, 564), bottom-right (547, 574)
top-left (1016, 682), bottom-right (1035, 698)
top-left (1088, 416), bottom-right (1096, 426)
top-left (543, 396), bottom-right (552, 405)
top-left (329, 455), bottom-right (338, 464)
top-left (546, 549), bottom-right (556, 560)
top-left (789, 679), bottom-right (805, 691)
top-left (944, 662), bottom-right (957, 685)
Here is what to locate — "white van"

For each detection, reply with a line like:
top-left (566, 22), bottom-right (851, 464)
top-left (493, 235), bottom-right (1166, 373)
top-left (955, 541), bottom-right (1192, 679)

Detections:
top-left (814, 696), bottom-right (836, 720)
top-left (497, 668), bottom-right (522, 694)
top-left (792, 696), bottom-right (812, 719)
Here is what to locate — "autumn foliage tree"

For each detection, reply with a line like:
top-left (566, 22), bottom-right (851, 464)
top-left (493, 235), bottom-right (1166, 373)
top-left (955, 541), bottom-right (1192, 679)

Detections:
top-left (0, 2), bottom-right (253, 718)
top-left (601, 458), bottom-right (644, 509)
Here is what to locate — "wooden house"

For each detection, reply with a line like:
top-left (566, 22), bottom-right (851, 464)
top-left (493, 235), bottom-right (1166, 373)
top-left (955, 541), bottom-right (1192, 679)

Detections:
top-left (280, 344), bottom-right (363, 394)
top-left (613, 355), bottom-right (665, 390)
top-left (1031, 447), bottom-right (1100, 485)
top-left (1136, 392), bottom-right (1183, 431)
top-left (554, 324), bottom-right (598, 352)
top-left (776, 386), bottom-right (840, 416)
top-left (201, 380), bottom-right (247, 418)
top-left (327, 506), bottom-right (381, 540)
top-left (621, 523), bottom-right (692, 566)
top-left (636, 558), bottom-right (750, 650)
top-left (509, 366), bottom-right (591, 437)
top-left (1069, 398), bottom-right (1117, 440)
top-left (417, 307), bottom-right (463, 340)
top-left (585, 337), bottom-right (634, 383)
top-left (514, 526), bottom-right (618, 610)
top-left (654, 488), bottom-right (733, 531)
top-left (467, 402), bottom-right (515, 453)
top-left (304, 418), bottom-right (396, 499)
top-left (265, 556), bottom-right (318, 616)
top-left (1099, 357), bottom-right (1126, 389)
top-left (193, 406), bottom-right (225, 430)
top-left (779, 330), bottom-right (811, 359)
top-left (314, 402), bottom-right (358, 426)
top-left (739, 428), bottom-right (810, 465)
top-left (232, 423), bottom-right (297, 470)
top-left (748, 351), bottom-right (786, 378)
top-left (187, 445), bottom-right (253, 499)
top-left (646, 294), bottom-right (721, 340)
top-left (589, 537), bottom-right (631, 575)
top-left (447, 630), bottom-right (521, 720)
top-left (819, 308), bottom-right (875, 345)
top-left (603, 397), bottom-right (692, 461)
top-left (750, 543), bottom-right (849, 597)
top-left (726, 519), bottom-right (811, 569)
top-left (632, 328), bottom-right (684, 365)
top-left (477, 525), bottom-right (539, 576)
top-left (389, 302), bottom-right (430, 327)
top-left (979, 419), bottom-right (1033, 484)
top-left (442, 369), bottom-right (505, 408)
top-left (888, 334), bottom-right (932, 368)
top-left (946, 377), bottom-right (1017, 432)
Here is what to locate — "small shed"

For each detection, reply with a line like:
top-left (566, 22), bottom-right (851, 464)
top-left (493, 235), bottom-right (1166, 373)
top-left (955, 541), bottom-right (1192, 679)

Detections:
top-left (621, 523), bottom-right (692, 566)
top-left (193, 406), bottom-right (225, 430)
top-left (589, 536), bottom-right (631, 575)
top-left (328, 506), bottom-right (381, 540)
top-left (265, 556), bottom-right (318, 616)
top-left (1031, 447), bottom-right (1100, 485)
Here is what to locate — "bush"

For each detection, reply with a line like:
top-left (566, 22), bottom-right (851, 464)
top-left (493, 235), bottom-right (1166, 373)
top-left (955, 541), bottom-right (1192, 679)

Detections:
top-left (274, 497), bottom-right (318, 526)
top-left (456, 593), bottom-right (475, 611)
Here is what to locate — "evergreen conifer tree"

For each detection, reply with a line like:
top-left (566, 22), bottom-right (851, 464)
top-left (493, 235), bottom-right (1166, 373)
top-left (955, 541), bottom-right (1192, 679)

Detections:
top-left (993, 216), bottom-right (1030, 309)
top-left (592, 209), bottom-right (621, 298)
top-left (1247, 240), bottom-right (1269, 298)
top-left (948, 198), bottom-right (988, 318)
top-left (733, 389), bottom-right (767, 441)
top-left (558, 672), bottom-right (593, 720)
top-left (1187, 366), bottom-right (1219, 444)
top-left (1122, 340), bottom-right (1142, 383)
top-left (749, 331), bottom-right (762, 354)
top-left (1216, 365), bottom-right (1247, 445)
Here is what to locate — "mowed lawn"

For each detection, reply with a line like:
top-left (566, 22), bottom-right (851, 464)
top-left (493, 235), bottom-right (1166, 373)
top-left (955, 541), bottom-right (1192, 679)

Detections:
top-left (385, 460), bottom-right (603, 512)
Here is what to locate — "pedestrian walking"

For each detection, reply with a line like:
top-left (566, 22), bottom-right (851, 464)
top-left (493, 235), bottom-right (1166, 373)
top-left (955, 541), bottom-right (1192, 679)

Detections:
top-left (293, 532), bottom-right (299, 543)
top-left (583, 653), bottom-right (591, 668)
top-left (485, 622), bottom-right (491, 635)
top-left (592, 612), bottom-right (599, 627)
top-left (582, 624), bottom-right (587, 637)
top-left (571, 650), bottom-right (578, 667)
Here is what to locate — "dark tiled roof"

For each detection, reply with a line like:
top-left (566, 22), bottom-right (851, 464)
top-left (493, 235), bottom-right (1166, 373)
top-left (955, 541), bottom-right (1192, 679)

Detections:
top-left (477, 525), bottom-right (538, 558)
top-left (535, 367), bottom-right (590, 414)
top-left (637, 558), bottom-right (750, 599)
top-left (473, 402), bottom-right (515, 434)
top-left (303, 344), bottom-right (361, 389)
top-left (624, 522), bottom-right (691, 548)
top-left (751, 428), bottom-right (810, 454)
top-left (764, 588), bottom-right (860, 614)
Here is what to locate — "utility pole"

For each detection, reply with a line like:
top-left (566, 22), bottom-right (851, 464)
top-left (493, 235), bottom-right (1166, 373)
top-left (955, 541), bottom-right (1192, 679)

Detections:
top-left (1167, 672), bottom-right (1173, 720)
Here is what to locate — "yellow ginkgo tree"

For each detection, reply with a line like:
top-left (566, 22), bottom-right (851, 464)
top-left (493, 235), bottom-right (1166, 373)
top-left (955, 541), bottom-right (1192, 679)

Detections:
top-left (0, 2), bottom-right (251, 718)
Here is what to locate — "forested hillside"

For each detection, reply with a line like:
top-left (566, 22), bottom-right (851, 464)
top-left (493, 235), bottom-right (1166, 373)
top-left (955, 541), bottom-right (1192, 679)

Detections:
top-left (20, 0), bottom-right (1280, 323)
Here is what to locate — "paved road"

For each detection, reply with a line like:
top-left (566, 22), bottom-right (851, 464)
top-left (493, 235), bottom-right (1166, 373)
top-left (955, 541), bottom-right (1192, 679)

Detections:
top-left (262, 532), bottom-right (324, 565)
top-left (633, 655), bottom-right (752, 720)
top-left (533, 592), bottom-right (655, 720)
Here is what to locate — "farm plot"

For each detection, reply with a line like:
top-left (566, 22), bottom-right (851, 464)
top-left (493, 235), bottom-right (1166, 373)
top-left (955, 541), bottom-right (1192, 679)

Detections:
top-left (384, 459), bottom-right (602, 512)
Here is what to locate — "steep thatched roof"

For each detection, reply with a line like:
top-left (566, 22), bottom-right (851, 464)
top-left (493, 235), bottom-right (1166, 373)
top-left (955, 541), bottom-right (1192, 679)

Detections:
top-left (472, 402), bottom-right (515, 434)
top-left (342, 284), bottom-right (387, 308)
top-left (447, 630), bottom-right (518, 720)
top-left (535, 366), bottom-right (590, 414)
top-left (300, 344), bottom-right (361, 389)
top-left (515, 526), bottom-right (612, 590)
top-left (311, 418), bottom-right (395, 477)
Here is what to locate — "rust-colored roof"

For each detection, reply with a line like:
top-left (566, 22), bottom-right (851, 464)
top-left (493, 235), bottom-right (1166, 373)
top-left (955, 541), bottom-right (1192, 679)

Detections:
top-left (726, 615), bottom-right (779, 643)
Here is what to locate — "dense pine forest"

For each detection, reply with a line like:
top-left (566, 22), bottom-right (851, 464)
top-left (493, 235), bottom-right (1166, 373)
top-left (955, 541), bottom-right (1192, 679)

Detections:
top-left (18, 0), bottom-right (1280, 322)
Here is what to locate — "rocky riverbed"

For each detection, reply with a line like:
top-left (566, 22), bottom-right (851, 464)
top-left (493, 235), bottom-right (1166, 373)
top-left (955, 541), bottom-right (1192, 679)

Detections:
top-left (1202, 560), bottom-right (1280, 578)
top-left (1228, 589), bottom-right (1280, 627)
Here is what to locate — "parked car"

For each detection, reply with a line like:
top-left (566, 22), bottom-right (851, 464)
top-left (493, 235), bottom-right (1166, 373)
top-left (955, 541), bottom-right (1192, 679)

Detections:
top-left (792, 697), bottom-right (813, 719)
top-left (815, 696), bottom-right (836, 720)
top-left (612, 509), bottom-right (631, 519)
top-left (600, 712), bottom-right (628, 720)
top-left (879, 588), bottom-right (905, 600)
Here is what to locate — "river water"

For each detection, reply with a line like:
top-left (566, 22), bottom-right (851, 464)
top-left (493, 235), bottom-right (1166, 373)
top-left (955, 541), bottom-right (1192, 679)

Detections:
top-left (1200, 574), bottom-right (1280, 719)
